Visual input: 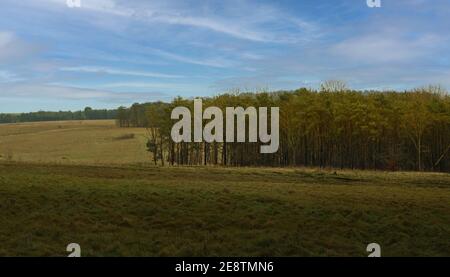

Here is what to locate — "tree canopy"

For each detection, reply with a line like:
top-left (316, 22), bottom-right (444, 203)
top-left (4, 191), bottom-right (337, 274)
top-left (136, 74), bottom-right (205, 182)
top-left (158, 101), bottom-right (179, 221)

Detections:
top-left (117, 86), bottom-right (450, 172)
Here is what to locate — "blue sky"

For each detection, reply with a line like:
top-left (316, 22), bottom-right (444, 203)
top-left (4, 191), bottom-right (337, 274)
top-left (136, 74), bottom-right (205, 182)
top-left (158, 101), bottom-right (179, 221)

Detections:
top-left (0, 0), bottom-right (449, 112)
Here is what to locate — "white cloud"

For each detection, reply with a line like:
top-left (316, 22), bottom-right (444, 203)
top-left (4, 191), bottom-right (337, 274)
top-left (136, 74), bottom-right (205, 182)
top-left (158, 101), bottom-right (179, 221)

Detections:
top-left (0, 32), bottom-right (14, 47)
top-left (331, 33), bottom-right (442, 64)
top-left (146, 13), bottom-right (271, 42)
top-left (0, 70), bottom-right (23, 83)
top-left (99, 82), bottom-right (186, 89)
top-left (0, 31), bottom-right (40, 62)
top-left (148, 48), bottom-right (236, 68)
top-left (59, 66), bottom-right (183, 78)
top-left (0, 82), bottom-right (168, 102)
top-left (42, 0), bottom-right (316, 43)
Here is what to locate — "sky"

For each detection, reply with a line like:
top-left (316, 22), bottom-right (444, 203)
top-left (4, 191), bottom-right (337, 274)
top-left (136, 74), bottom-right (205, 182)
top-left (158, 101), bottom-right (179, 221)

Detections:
top-left (0, 0), bottom-right (449, 112)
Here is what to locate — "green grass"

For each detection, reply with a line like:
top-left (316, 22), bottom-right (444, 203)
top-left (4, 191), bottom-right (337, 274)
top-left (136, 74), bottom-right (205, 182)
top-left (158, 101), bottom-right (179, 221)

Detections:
top-left (0, 162), bottom-right (449, 257)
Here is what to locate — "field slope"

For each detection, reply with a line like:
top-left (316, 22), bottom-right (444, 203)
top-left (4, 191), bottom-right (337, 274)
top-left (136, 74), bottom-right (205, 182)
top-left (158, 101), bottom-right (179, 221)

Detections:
top-left (0, 120), bottom-right (150, 164)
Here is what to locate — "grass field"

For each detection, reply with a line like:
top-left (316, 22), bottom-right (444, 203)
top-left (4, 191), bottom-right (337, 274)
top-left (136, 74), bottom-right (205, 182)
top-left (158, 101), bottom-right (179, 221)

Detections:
top-left (0, 120), bottom-right (449, 256)
top-left (0, 120), bottom-right (150, 165)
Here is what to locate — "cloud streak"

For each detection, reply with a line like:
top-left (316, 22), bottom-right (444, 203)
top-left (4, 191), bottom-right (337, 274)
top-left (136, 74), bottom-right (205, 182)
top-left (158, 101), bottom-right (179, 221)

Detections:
top-left (59, 66), bottom-right (183, 78)
top-left (0, 82), bottom-right (169, 102)
top-left (0, 70), bottom-right (23, 83)
top-left (331, 33), bottom-right (443, 64)
top-left (43, 0), bottom-right (316, 43)
top-left (0, 31), bottom-right (40, 62)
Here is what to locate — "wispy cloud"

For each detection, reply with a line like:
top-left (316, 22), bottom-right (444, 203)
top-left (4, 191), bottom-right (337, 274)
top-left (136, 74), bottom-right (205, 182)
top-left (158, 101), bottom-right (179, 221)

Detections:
top-left (0, 70), bottom-right (23, 83)
top-left (42, 0), bottom-right (316, 43)
top-left (99, 82), bottom-right (187, 89)
top-left (0, 82), bottom-right (169, 102)
top-left (59, 66), bottom-right (183, 78)
top-left (0, 31), bottom-right (40, 62)
top-left (331, 33), bottom-right (443, 64)
top-left (144, 13), bottom-right (271, 42)
top-left (148, 48), bottom-right (235, 68)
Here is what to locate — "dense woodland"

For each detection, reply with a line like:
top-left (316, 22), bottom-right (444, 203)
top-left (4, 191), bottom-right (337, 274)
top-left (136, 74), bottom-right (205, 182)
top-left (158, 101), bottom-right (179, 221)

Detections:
top-left (117, 84), bottom-right (450, 172)
top-left (0, 107), bottom-right (117, 123)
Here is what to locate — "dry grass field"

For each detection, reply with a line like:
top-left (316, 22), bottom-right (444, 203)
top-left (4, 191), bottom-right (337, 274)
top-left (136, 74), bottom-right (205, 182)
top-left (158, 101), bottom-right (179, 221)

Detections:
top-left (0, 120), bottom-right (449, 256)
top-left (0, 120), bottom-right (151, 165)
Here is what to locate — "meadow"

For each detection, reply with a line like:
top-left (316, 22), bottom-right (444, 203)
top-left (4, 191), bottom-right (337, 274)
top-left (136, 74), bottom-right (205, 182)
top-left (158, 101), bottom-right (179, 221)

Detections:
top-left (0, 120), bottom-right (150, 165)
top-left (0, 120), bottom-right (449, 256)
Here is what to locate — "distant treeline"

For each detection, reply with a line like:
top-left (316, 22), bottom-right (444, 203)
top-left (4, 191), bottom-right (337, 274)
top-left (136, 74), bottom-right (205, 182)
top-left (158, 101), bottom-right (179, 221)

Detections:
top-left (0, 107), bottom-right (117, 123)
top-left (117, 84), bottom-right (450, 172)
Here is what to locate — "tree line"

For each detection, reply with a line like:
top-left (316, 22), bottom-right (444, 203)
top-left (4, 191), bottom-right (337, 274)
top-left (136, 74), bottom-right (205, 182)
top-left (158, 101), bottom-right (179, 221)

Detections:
top-left (116, 84), bottom-right (450, 172)
top-left (0, 107), bottom-right (117, 124)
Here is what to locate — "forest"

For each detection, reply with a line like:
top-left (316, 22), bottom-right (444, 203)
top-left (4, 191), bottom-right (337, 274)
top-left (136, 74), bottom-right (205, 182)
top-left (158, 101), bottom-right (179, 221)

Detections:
top-left (0, 107), bottom-right (117, 123)
top-left (116, 84), bottom-right (450, 172)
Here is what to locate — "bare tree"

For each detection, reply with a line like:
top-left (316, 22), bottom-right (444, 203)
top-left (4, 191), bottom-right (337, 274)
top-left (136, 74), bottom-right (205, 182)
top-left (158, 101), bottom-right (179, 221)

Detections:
top-left (320, 80), bottom-right (348, 93)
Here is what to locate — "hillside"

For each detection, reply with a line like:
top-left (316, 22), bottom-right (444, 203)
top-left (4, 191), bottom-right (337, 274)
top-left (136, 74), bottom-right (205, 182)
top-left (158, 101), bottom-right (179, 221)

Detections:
top-left (0, 120), bottom-right (150, 165)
